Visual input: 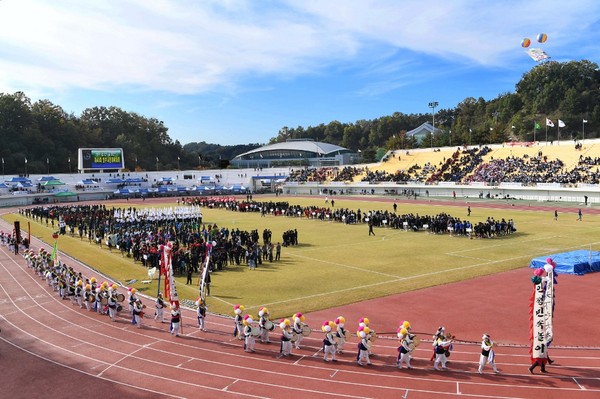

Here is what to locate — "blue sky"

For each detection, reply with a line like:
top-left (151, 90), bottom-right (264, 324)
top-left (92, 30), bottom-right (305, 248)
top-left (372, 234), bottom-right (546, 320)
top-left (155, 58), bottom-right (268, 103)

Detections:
top-left (0, 0), bottom-right (599, 146)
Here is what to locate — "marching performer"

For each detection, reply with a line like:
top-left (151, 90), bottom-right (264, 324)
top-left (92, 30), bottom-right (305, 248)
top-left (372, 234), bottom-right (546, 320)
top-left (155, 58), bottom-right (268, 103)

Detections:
top-left (196, 297), bottom-right (207, 331)
top-left (133, 298), bottom-right (144, 328)
top-left (170, 303), bottom-right (181, 337)
top-left (73, 280), bottom-right (84, 308)
top-left (335, 316), bottom-right (347, 354)
top-left (433, 328), bottom-right (453, 371)
top-left (322, 321), bottom-right (337, 362)
top-left (258, 307), bottom-right (271, 343)
top-left (359, 317), bottom-right (374, 355)
top-left (279, 318), bottom-right (293, 357)
top-left (94, 287), bottom-right (103, 314)
top-left (233, 304), bottom-right (245, 340)
top-left (243, 315), bottom-right (256, 353)
top-left (356, 326), bottom-right (372, 366)
top-left (154, 292), bottom-right (166, 323)
top-left (83, 283), bottom-right (93, 311)
top-left (397, 328), bottom-right (413, 369)
top-left (128, 287), bottom-right (138, 315)
top-left (107, 288), bottom-right (118, 322)
top-left (292, 312), bottom-right (306, 350)
top-left (478, 333), bottom-right (499, 374)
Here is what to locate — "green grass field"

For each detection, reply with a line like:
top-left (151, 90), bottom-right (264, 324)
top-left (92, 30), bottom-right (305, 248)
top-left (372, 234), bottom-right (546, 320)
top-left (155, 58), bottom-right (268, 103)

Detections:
top-left (3, 197), bottom-right (597, 320)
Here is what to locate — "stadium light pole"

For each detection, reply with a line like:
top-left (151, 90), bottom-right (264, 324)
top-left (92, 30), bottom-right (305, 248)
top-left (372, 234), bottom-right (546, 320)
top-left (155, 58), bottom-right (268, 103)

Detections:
top-left (491, 111), bottom-right (499, 144)
top-left (68, 157), bottom-right (71, 174)
top-left (1, 157), bottom-right (4, 178)
top-left (25, 157), bottom-right (28, 176)
top-left (47, 158), bottom-right (49, 174)
top-left (428, 101), bottom-right (438, 148)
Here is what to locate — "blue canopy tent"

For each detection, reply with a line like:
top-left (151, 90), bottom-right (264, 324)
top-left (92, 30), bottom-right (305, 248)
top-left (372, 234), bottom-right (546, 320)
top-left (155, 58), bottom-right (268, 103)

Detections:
top-left (530, 250), bottom-right (600, 275)
top-left (114, 188), bottom-right (133, 195)
top-left (106, 178), bottom-right (125, 184)
top-left (38, 176), bottom-right (59, 181)
top-left (125, 177), bottom-right (144, 184)
top-left (5, 177), bottom-right (31, 184)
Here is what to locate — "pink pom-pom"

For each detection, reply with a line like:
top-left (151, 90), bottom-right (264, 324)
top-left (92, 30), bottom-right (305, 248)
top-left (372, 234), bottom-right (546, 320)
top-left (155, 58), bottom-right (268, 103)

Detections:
top-left (534, 268), bottom-right (544, 276)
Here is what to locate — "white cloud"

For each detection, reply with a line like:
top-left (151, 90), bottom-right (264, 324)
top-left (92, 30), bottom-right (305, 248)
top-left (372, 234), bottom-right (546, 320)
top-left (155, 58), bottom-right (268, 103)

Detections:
top-left (0, 0), bottom-right (598, 100)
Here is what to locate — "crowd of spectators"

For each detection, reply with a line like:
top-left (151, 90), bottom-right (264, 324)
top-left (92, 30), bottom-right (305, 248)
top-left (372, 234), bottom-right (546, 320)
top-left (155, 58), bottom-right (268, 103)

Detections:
top-left (282, 145), bottom-right (600, 186)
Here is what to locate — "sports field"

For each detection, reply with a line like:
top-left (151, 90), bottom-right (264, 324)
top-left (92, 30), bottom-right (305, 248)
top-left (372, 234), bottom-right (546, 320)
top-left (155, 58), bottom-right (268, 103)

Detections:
top-left (3, 195), bottom-right (596, 320)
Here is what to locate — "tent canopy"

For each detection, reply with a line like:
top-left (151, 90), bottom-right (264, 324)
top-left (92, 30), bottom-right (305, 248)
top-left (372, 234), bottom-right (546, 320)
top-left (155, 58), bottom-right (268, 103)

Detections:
top-left (54, 191), bottom-right (77, 197)
top-left (530, 250), bottom-right (600, 275)
top-left (42, 180), bottom-right (65, 186)
top-left (38, 176), bottom-right (59, 181)
top-left (6, 177), bottom-right (31, 183)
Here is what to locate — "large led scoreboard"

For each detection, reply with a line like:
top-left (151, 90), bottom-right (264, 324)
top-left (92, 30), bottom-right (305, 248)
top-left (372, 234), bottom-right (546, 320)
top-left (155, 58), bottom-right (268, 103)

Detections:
top-left (78, 148), bottom-right (124, 172)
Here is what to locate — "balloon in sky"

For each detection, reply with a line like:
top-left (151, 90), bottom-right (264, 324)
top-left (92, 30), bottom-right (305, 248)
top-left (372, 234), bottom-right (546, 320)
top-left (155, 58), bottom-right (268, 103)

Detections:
top-left (522, 32), bottom-right (550, 62)
top-left (537, 33), bottom-right (548, 43)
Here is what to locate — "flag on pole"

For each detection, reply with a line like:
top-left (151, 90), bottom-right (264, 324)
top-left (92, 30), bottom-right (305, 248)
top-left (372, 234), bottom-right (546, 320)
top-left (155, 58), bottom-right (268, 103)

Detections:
top-left (546, 118), bottom-right (554, 127)
top-left (534, 121), bottom-right (541, 129)
top-left (583, 119), bottom-right (588, 123)
top-left (558, 119), bottom-right (566, 128)
top-left (51, 240), bottom-right (59, 266)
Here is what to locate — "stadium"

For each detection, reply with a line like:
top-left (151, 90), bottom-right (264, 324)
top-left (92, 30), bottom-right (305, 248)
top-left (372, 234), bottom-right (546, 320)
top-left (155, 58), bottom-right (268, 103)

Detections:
top-left (230, 139), bottom-right (356, 169)
top-left (2, 139), bottom-right (600, 207)
top-left (1, 137), bottom-right (600, 399)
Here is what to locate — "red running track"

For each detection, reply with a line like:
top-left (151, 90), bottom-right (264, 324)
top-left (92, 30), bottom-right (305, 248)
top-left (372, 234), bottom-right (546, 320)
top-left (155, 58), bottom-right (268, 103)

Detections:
top-left (1, 200), bottom-right (600, 399)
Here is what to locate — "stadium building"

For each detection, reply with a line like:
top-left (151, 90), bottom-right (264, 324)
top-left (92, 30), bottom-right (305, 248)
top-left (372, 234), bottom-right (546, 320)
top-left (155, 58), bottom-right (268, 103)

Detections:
top-left (230, 139), bottom-right (356, 168)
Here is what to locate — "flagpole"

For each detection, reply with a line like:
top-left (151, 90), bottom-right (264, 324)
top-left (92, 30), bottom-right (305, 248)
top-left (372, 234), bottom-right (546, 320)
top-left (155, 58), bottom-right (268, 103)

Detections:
top-left (583, 120), bottom-right (586, 143)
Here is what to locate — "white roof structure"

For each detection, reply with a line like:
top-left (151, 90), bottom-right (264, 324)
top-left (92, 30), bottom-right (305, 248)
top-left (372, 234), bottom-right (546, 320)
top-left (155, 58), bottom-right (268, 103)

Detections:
top-left (406, 122), bottom-right (441, 142)
top-left (236, 140), bottom-right (348, 158)
top-left (231, 139), bottom-right (353, 167)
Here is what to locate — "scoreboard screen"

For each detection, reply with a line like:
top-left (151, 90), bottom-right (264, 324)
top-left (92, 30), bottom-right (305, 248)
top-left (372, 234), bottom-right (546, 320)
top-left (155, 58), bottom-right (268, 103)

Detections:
top-left (79, 148), bottom-right (124, 170)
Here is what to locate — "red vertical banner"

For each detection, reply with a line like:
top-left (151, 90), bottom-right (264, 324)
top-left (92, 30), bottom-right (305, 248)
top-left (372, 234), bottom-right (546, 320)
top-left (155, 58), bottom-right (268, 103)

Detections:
top-left (163, 242), bottom-right (182, 332)
top-left (161, 245), bottom-right (171, 301)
